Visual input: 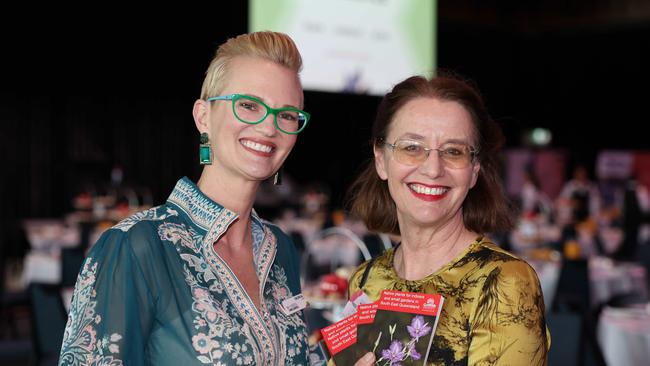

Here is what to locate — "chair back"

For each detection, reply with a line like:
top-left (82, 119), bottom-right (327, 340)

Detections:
top-left (29, 284), bottom-right (67, 359)
top-left (320, 227), bottom-right (371, 261)
top-left (60, 248), bottom-right (86, 288)
top-left (547, 312), bottom-right (582, 366)
top-left (301, 227), bottom-right (371, 281)
top-left (553, 259), bottom-right (591, 312)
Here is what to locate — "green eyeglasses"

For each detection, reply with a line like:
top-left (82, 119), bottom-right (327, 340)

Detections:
top-left (207, 93), bottom-right (310, 134)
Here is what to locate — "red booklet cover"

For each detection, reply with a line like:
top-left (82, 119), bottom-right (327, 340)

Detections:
top-left (320, 312), bottom-right (360, 365)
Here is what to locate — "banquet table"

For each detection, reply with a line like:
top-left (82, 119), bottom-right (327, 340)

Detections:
top-left (21, 219), bottom-right (79, 286)
top-left (527, 255), bottom-right (648, 312)
top-left (598, 304), bottom-right (650, 366)
top-left (590, 257), bottom-right (648, 306)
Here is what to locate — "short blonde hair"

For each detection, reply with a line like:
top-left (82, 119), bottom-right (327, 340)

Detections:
top-left (200, 31), bottom-right (303, 99)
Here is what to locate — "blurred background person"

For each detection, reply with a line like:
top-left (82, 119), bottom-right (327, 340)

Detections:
top-left (613, 177), bottom-right (650, 260)
top-left (520, 167), bottom-right (553, 219)
top-left (558, 164), bottom-right (601, 226)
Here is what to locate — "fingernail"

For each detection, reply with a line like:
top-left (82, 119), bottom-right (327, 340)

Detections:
top-left (362, 352), bottom-right (374, 361)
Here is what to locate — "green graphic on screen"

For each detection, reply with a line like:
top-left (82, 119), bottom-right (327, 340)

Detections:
top-left (249, 0), bottom-right (436, 95)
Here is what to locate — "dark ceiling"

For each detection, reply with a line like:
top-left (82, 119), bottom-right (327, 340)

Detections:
top-left (4, 3), bottom-right (648, 148)
top-left (1, 2), bottom-right (649, 216)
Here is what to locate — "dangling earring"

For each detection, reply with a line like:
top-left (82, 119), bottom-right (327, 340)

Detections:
top-left (273, 166), bottom-right (283, 186)
top-left (199, 133), bottom-right (212, 165)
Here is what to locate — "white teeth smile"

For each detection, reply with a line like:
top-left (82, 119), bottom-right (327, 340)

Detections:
top-left (241, 140), bottom-right (273, 153)
top-left (408, 184), bottom-right (449, 195)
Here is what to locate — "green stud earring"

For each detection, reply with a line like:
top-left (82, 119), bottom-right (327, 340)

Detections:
top-left (199, 133), bottom-right (212, 165)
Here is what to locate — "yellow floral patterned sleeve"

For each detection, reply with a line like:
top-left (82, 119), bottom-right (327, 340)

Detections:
top-left (348, 237), bottom-right (550, 366)
top-left (467, 260), bottom-right (549, 365)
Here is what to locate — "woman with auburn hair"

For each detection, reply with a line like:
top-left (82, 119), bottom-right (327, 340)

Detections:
top-left (347, 74), bottom-right (550, 366)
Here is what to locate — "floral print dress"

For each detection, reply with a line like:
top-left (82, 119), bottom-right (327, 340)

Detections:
top-left (58, 177), bottom-right (309, 365)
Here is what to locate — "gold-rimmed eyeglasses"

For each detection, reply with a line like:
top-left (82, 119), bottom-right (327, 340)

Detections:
top-left (381, 139), bottom-right (479, 169)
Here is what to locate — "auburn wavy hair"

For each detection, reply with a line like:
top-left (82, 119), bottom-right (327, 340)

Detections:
top-left (347, 73), bottom-right (514, 235)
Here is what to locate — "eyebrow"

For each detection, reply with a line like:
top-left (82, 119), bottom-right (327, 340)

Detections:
top-left (396, 133), bottom-right (472, 145)
top-left (245, 94), bottom-right (300, 109)
top-left (397, 133), bottom-right (425, 141)
top-left (442, 138), bottom-right (473, 145)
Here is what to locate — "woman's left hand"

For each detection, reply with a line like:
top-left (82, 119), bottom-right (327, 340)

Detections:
top-left (353, 352), bottom-right (376, 366)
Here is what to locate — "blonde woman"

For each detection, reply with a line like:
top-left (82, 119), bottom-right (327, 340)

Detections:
top-left (59, 32), bottom-right (312, 365)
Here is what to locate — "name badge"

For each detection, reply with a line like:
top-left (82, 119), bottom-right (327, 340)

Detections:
top-left (281, 294), bottom-right (307, 315)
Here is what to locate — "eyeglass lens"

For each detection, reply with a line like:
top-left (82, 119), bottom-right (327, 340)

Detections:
top-left (392, 140), bottom-right (474, 169)
top-left (233, 96), bottom-right (306, 133)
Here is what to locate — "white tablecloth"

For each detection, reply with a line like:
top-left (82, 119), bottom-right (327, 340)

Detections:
top-left (23, 219), bottom-right (79, 251)
top-left (21, 250), bottom-right (61, 285)
top-left (598, 305), bottom-right (650, 366)
top-left (590, 258), bottom-right (648, 306)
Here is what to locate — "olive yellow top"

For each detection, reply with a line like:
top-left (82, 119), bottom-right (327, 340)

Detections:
top-left (348, 237), bottom-right (550, 365)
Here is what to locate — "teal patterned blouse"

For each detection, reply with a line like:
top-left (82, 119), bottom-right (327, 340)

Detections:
top-left (58, 177), bottom-right (310, 366)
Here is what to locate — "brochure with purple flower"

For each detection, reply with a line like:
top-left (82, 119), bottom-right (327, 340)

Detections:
top-left (363, 290), bottom-right (444, 365)
top-left (321, 290), bottom-right (444, 365)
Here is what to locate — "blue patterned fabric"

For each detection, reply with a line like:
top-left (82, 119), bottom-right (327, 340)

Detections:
top-left (58, 177), bottom-right (309, 365)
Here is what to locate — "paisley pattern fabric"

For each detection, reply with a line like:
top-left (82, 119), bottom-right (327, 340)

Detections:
top-left (59, 177), bottom-right (309, 365)
top-left (348, 237), bottom-right (550, 366)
